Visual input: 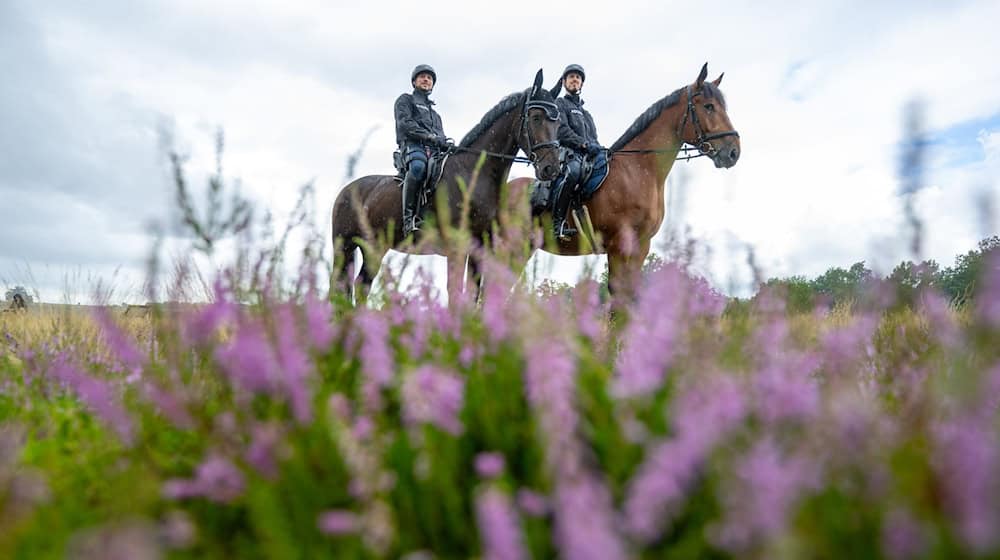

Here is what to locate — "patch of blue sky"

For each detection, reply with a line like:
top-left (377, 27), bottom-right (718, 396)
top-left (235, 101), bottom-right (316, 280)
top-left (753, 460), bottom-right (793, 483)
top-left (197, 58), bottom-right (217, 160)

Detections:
top-left (928, 112), bottom-right (1000, 168)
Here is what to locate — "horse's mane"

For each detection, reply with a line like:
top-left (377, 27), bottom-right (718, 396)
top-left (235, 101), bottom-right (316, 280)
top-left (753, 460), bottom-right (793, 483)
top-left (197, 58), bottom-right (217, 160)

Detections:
top-left (610, 82), bottom-right (726, 152)
top-left (459, 91), bottom-right (526, 148)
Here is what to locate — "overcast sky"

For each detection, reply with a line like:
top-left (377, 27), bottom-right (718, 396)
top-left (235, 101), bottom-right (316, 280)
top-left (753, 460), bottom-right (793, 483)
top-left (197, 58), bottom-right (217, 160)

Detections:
top-left (2, 0), bottom-right (999, 302)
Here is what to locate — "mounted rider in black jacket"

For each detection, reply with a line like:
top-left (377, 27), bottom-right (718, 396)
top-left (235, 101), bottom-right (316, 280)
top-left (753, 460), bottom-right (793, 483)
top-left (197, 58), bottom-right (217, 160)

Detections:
top-left (552, 63), bottom-right (605, 240)
top-left (394, 64), bottom-right (453, 237)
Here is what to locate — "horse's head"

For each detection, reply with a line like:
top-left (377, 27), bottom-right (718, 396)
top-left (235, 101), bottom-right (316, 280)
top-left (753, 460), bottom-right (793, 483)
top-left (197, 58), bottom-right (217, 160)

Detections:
top-left (679, 63), bottom-right (741, 169)
top-left (520, 69), bottom-right (562, 181)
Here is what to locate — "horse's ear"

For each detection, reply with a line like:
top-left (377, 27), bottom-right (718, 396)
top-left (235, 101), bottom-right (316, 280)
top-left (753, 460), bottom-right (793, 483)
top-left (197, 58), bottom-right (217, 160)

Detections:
top-left (696, 62), bottom-right (708, 87)
top-left (549, 79), bottom-right (562, 98)
top-left (532, 68), bottom-right (544, 96)
top-left (712, 72), bottom-right (724, 87)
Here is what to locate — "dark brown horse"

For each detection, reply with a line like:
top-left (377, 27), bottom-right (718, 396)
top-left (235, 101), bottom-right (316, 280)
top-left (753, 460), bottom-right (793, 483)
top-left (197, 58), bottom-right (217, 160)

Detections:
top-left (509, 63), bottom-right (741, 311)
top-left (331, 69), bottom-right (562, 303)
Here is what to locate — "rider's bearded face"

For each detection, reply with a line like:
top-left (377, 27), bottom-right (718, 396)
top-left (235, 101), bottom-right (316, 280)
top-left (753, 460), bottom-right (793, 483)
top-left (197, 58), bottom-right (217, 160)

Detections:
top-left (564, 72), bottom-right (583, 94)
top-left (413, 73), bottom-right (434, 92)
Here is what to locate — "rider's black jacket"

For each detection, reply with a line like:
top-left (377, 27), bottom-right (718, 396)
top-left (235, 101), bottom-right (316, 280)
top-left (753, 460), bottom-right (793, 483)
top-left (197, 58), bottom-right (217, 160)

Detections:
top-left (394, 89), bottom-right (445, 146)
top-left (555, 93), bottom-right (598, 152)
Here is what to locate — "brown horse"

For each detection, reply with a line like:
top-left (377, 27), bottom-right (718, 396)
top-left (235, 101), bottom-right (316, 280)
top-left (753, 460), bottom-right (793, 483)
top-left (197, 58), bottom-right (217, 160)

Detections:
top-left (331, 69), bottom-right (562, 303)
top-left (509, 63), bottom-right (741, 311)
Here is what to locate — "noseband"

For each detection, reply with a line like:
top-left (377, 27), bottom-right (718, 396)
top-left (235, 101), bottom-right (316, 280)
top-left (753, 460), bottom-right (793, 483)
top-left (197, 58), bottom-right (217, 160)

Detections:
top-left (678, 85), bottom-right (740, 157)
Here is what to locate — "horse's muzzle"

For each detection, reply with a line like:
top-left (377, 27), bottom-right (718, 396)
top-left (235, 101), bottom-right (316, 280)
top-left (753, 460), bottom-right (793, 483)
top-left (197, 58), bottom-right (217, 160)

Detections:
top-left (713, 145), bottom-right (740, 168)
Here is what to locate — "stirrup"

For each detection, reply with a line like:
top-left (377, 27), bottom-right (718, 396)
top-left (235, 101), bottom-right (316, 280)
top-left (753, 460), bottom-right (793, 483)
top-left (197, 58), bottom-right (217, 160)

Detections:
top-left (554, 219), bottom-right (577, 240)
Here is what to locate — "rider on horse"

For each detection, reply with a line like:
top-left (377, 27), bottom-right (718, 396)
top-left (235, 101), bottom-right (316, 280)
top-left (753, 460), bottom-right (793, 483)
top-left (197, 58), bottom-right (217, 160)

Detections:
top-left (394, 64), bottom-right (454, 237)
top-left (552, 63), bottom-right (606, 240)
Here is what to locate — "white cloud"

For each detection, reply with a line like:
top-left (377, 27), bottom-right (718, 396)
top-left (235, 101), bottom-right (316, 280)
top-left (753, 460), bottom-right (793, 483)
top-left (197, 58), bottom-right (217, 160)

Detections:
top-left (3, 0), bottom-right (1000, 300)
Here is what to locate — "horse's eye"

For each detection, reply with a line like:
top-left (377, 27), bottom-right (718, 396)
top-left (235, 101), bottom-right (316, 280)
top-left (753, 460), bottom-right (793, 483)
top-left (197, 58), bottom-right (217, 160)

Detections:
top-left (704, 103), bottom-right (715, 112)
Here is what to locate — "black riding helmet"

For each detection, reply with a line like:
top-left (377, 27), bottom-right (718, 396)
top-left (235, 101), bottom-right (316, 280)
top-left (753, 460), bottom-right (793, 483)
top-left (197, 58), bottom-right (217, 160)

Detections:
top-left (411, 64), bottom-right (437, 85)
top-left (561, 64), bottom-right (586, 83)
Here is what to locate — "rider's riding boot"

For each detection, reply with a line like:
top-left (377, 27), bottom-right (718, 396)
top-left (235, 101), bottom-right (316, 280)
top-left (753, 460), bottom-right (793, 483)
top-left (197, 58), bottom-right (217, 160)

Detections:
top-left (401, 175), bottom-right (422, 237)
top-left (551, 182), bottom-right (577, 241)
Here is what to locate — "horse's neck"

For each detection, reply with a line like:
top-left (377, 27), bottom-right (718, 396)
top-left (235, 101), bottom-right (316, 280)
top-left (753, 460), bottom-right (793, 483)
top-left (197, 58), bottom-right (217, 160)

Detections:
top-left (459, 114), bottom-right (519, 194)
top-left (621, 102), bottom-right (685, 189)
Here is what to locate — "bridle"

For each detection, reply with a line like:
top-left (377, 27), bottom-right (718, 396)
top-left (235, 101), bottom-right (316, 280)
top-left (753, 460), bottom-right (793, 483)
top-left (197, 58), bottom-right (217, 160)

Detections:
top-left (614, 85), bottom-right (740, 161)
top-left (518, 95), bottom-right (561, 163)
top-left (677, 85), bottom-right (740, 157)
top-left (451, 94), bottom-right (561, 165)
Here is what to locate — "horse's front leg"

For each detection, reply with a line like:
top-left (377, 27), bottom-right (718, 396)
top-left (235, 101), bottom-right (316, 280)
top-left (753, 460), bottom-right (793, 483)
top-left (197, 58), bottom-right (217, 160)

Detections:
top-left (606, 237), bottom-right (651, 326)
top-left (446, 253), bottom-right (468, 308)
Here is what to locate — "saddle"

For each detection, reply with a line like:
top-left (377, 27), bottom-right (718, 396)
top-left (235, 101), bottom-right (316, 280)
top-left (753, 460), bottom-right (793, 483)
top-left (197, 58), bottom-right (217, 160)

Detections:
top-left (528, 151), bottom-right (609, 216)
top-left (393, 149), bottom-right (449, 212)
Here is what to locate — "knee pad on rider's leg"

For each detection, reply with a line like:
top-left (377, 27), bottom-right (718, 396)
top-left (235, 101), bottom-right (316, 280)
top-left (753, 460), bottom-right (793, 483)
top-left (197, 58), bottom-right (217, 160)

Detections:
top-left (407, 160), bottom-right (427, 182)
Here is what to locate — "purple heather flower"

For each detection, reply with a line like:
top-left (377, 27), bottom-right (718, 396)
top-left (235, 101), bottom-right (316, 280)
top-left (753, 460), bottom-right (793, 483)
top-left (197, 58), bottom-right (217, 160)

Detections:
top-left (475, 452), bottom-right (506, 479)
top-left (181, 280), bottom-right (237, 347)
top-left (711, 438), bottom-right (820, 552)
top-left (401, 365), bottom-right (465, 436)
top-left (304, 294), bottom-right (336, 350)
top-left (354, 310), bottom-right (395, 411)
top-left (164, 454), bottom-right (245, 504)
top-left (554, 475), bottom-right (626, 560)
top-left (476, 488), bottom-right (528, 560)
top-left (246, 423), bottom-right (284, 480)
top-left (613, 265), bottom-right (687, 399)
top-left (820, 314), bottom-right (878, 375)
top-left (523, 337), bottom-right (578, 459)
top-left (352, 415), bottom-right (375, 441)
top-left (516, 488), bottom-right (549, 517)
top-left (624, 375), bottom-right (746, 541)
top-left (214, 322), bottom-right (280, 394)
top-left (574, 280), bottom-right (606, 343)
top-left (50, 357), bottom-right (134, 443)
top-left (317, 509), bottom-right (360, 535)
top-left (881, 508), bottom-right (930, 560)
top-left (753, 355), bottom-right (821, 426)
top-left (92, 307), bottom-right (146, 375)
top-left (480, 259), bottom-right (518, 343)
top-left (931, 414), bottom-right (1000, 553)
top-left (275, 304), bottom-right (314, 424)
top-left (141, 382), bottom-right (193, 429)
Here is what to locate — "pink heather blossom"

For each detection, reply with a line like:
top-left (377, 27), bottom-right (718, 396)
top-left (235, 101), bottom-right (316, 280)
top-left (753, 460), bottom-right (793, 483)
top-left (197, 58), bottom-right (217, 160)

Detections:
top-left (516, 489), bottom-right (549, 517)
top-left (753, 353), bottom-right (821, 425)
top-left (164, 454), bottom-right (245, 504)
top-left (49, 356), bottom-right (134, 443)
top-left (354, 310), bottom-right (395, 411)
top-left (574, 280), bottom-right (606, 343)
top-left (476, 488), bottom-right (528, 560)
top-left (932, 414), bottom-right (1000, 553)
top-left (623, 375), bottom-right (746, 541)
top-left (881, 508), bottom-right (930, 560)
top-left (304, 294), bottom-right (336, 350)
top-left (317, 509), bottom-right (360, 535)
top-left (711, 438), bottom-right (820, 552)
top-left (401, 365), bottom-right (465, 436)
top-left (613, 265), bottom-right (687, 399)
top-left (480, 259), bottom-right (518, 344)
top-left (246, 423), bottom-right (284, 480)
top-left (92, 307), bottom-right (146, 376)
top-left (820, 314), bottom-right (878, 376)
top-left (475, 452), bottom-right (506, 479)
top-left (275, 304), bottom-right (314, 424)
top-left (554, 476), bottom-right (626, 560)
top-left (141, 382), bottom-right (193, 429)
top-left (214, 321), bottom-right (280, 393)
top-left (181, 280), bottom-right (237, 347)
top-left (524, 333), bottom-right (625, 559)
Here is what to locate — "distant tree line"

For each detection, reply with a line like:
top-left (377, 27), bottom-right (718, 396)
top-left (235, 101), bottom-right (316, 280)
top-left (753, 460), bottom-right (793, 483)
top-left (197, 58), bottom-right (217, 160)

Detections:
top-left (759, 235), bottom-right (1000, 313)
